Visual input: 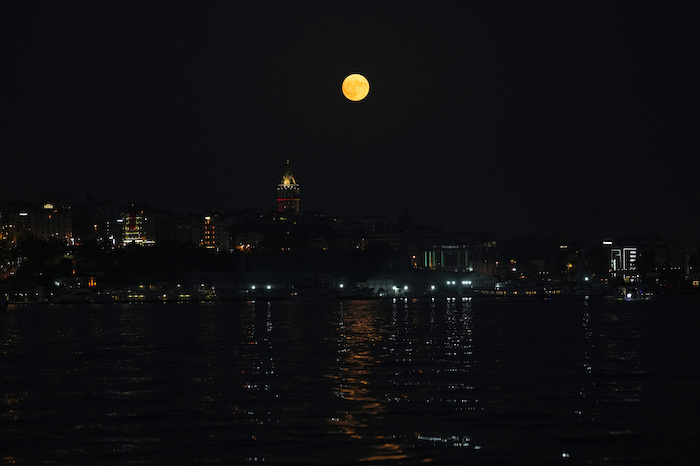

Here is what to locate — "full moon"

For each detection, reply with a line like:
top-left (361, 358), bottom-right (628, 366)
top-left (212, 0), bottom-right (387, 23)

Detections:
top-left (342, 74), bottom-right (370, 101)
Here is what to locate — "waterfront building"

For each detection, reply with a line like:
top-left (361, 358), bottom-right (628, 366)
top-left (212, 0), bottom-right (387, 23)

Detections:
top-left (417, 244), bottom-right (471, 271)
top-left (609, 245), bottom-right (638, 282)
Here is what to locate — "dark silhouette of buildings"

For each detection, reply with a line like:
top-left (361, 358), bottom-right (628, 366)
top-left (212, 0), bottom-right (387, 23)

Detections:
top-left (1, 161), bottom-right (699, 298)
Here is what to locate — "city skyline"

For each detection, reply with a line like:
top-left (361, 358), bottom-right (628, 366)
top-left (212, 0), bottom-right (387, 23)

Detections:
top-left (3, 3), bottom-right (698, 241)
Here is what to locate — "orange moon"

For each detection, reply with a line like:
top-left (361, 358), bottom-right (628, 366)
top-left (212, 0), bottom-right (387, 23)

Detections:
top-left (342, 74), bottom-right (370, 101)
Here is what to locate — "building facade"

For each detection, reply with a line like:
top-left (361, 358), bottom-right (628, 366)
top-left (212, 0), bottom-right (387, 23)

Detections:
top-left (201, 214), bottom-right (229, 251)
top-left (120, 205), bottom-right (155, 246)
top-left (0, 198), bottom-right (73, 243)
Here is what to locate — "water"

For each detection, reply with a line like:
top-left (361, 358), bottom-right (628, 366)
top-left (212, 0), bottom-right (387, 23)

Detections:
top-left (2, 296), bottom-right (700, 464)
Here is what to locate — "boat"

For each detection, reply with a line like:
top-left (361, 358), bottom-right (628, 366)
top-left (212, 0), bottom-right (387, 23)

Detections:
top-left (617, 284), bottom-right (654, 301)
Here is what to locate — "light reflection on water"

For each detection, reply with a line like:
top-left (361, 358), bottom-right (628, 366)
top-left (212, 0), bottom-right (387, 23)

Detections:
top-left (1, 296), bottom-right (699, 464)
top-left (330, 299), bottom-right (404, 462)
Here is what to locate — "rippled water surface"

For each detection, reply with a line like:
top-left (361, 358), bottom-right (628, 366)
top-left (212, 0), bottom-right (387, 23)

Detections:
top-left (2, 296), bottom-right (700, 464)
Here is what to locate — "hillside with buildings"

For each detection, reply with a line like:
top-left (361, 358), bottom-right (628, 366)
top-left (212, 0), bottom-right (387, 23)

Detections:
top-left (2, 163), bottom-right (698, 303)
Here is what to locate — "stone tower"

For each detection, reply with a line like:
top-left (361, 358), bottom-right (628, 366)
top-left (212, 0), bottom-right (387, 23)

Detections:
top-left (276, 160), bottom-right (300, 214)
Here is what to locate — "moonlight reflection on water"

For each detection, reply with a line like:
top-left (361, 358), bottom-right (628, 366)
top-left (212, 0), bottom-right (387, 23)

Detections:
top-left (1, 296), bottom-right (699, 464)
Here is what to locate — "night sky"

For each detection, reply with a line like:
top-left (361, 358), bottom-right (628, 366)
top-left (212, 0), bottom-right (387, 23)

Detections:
top-left (3, 2), bottom-right (698, 240)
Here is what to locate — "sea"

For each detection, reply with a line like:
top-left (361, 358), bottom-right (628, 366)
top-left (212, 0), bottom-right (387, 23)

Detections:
top-left (1, 295), bottom-right (700, 465)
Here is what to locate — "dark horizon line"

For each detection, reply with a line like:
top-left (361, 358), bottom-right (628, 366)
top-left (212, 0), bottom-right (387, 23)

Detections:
top-left (2, 191), bottom-right (697, 246)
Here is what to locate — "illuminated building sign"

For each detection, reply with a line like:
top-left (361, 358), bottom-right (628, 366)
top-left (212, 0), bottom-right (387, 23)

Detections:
top-left (610, 249), bottom-right (622, 271)
top-left (421, 246), bottom-right (470, 271)
top-left (610, 246), bottom-right (638, 280)
top-left (623, 247), bottom-right (637, 271)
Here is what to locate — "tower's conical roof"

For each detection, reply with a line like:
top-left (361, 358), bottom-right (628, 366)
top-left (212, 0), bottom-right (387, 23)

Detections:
top-left (279, 159), bottom-right (298, 186)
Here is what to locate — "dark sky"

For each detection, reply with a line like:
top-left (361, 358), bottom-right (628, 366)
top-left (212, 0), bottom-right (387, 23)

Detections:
top-left (3, 2), bottom-right (698, 240)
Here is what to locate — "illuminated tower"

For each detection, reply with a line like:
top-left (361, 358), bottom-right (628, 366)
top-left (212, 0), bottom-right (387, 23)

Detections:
top-left (201, 214), bottom-right (229, 251)
top-left (202, 215), bottom-right (217, 249)
top-left (277, 160), bottom-right (300, 214)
